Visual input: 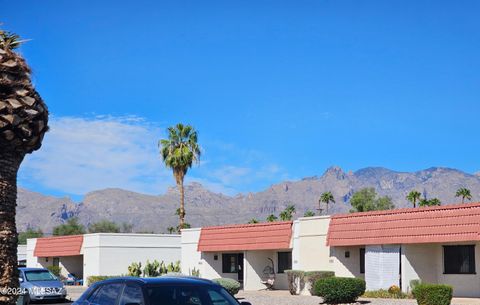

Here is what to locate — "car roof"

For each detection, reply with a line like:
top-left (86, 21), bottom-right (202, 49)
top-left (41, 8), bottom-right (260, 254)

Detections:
top-left (19, 267), bottom-right (49, 272)
top-left (97, 276), bottom-right (218, 286)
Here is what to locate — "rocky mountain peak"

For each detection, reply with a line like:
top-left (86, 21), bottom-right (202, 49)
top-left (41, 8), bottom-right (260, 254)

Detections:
top-left (323, 166), bottom-right (346, 180)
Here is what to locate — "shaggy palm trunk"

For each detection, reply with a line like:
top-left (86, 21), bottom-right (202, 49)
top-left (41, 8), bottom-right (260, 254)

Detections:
top-left (0, 151), bottom-right (23, 305)
top-left (175, 171), bottom-right (185, 229)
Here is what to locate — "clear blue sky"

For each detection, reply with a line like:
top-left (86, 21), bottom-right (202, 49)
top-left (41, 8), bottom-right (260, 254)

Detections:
top-left (3, 0), bottom-right (480, 199)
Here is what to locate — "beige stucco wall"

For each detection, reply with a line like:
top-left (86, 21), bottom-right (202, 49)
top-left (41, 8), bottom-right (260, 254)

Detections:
top-left (402, 242), bottom-right (480, 297)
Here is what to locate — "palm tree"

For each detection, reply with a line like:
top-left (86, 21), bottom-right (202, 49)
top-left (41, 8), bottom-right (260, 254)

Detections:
top-left (266, 214), bottom-right (278, 222)
top-left (167, 227), bottom-right (176, 234)
top-left (159, 124), bottom-right (200, 229)
top-left (304, 210), bottom-right (315, 217)
top-left (456, 187), bottom-right (472, 204)
top-left (248, 218), bottom-right (259, 224)
top-left (0, 28), bottom-right (49, 305)
top-left (319, 191), bottom-right (335, 214)
top-left (406, 190), bottom-right (421, 208)
top-left (279, 205), bottom-right (296, 221)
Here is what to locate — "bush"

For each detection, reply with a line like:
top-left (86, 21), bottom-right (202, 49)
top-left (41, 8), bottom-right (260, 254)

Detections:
top-left (410, 279), bottom-right (422, 291)
top-left (285, 270), bottom-right (305, 295)
top-left (412, 283), bottom-right (452, 305)
top-left (47, 266), bottom-right (61, 277)
top-left (305, 271), bottom-right (335, 295)
top-left (212, 278), bottom-right (241, 295)
top-left (314, 277), bottom-right (366, 304)
top-left (87, 276), bottom-right (119, 286)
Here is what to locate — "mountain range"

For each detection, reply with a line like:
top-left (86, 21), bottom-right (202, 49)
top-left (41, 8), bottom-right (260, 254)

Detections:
top-left (16, 166), bottom-right (480, 234)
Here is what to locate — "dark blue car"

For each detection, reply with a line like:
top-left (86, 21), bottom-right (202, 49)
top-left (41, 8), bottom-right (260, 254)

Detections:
top-left (73, 277), bottom-right (252, 305)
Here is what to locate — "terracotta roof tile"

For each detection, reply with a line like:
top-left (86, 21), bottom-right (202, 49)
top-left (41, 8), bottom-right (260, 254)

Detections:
top-left (198, 221), bottom-right (293, 252)
top-left (34, 235), bottom-right (83, 257)
top-left (327, 203), bottom-right (480, 246)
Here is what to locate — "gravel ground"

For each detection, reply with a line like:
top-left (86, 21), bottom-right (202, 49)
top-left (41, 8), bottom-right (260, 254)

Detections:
top-left (237, 291), bottom-right (479, 305)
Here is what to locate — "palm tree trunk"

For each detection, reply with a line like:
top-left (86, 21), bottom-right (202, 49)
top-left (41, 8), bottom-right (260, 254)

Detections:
top-left (174, 171), bottom-right (185, 229)
top-left (0, 151), bottom-right (24, 305)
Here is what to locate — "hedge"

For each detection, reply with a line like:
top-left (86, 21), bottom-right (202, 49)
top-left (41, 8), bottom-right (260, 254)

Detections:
top-left (305, 271), bottom-right (335, 295)
top-left (412, 283), bottom-right (453, 305)
top-left (212, 278), bottom-right (241, 295)
top-left (87, 276), bottom-right (120, 286)
top-left (314, 277), bottom-right (366, 304)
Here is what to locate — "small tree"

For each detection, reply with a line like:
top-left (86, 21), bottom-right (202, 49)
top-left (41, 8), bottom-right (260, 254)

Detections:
top-left (280, 205), bottom-right (296, 221)
top-left (406, 190), bottom-right (421, 208)
top-left (266, 214), bottom-right (278, 222)
top-left (88, 220), bottom-right (120, 233)
top-left (167, 227), bottom-right (176, 234)
top-left (53, 218), bottom-right (86, 236)
top-left (18, 228), bottom-right (43, 244)
top-left (456, 187), bottom-right (472, 204)
top-left (350, 188), bottom-right (394, 213)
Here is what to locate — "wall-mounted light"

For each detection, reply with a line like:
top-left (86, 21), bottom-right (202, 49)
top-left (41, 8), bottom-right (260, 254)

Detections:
top-left (214, 255), bottom-right (218, 261)
top-left (345, 251), bottom-right (350, 258)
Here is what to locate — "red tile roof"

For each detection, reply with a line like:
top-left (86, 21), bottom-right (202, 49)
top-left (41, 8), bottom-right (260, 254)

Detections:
top-left (327, 203), bottom-right (480, 246)
top-left (198, 221), bottom-right (293, 252)
top-left (34, 235), bottom-right (84, 257)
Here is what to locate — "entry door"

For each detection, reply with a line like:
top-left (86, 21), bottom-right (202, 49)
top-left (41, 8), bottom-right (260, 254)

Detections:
top-left (237, 253), bottom-right (244, 283)
top-left (365, 245), bottom-right (400, 291)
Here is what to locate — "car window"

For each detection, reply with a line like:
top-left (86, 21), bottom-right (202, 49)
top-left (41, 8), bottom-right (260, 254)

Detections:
top-left (90, 283), bottom-right (124, 305)
top-left (120, 284), bottom-right (144, 305)
top-left (24, 270), bottom-right (56, 281)
top-left (206, 288), bottom-right (239, 305)
top-left (146, 286), bottom-right (203, 305)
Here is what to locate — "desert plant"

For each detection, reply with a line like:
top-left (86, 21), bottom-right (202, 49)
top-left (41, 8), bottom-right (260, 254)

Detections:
top-left (362, 289), bottom-right (411, 299)
top-left (0, 27), bottom-right (50, 305)
top-left (285, 270), bottom-right (305, 295)
top-left (159, 124), bottom-right (201, 229)
top-left (304, 210), bottom-right (315, 217)
top-left (127, 262), bottom-right (142, 277)
top-left (266, 214), bottom-right (278, 222)
top-left (212, 278), bottom-right (241, 295)
top-left (143, 260), bottom-right (160, 277)
top-left (412, 283), bottom-right (453, 305)
top-left (189, 268), bottom-right (201, 277)
top-left (314, 277), bottom-right (366, 304)
top-left (46, 266), bottom-right (61, 277)
top-left (159, 261), bottom-right (167, 275)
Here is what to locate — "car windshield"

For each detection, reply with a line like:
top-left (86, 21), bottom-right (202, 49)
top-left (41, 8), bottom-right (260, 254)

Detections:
top-left (24, 270), bottom-right (57, 282)
top-left (146, 285), bottom-right (239, 305)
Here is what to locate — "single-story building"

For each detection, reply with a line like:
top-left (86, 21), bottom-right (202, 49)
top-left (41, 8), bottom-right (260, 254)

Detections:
top-left (182, 202), bottom-right (480, 297)
top-left (182, 221), bottom-right (294, 290)
top-left (27, 233), bottom-right (181, 286)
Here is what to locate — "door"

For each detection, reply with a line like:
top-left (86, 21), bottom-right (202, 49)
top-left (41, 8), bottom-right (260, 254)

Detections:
top-left (237, 253), bottom-right (244, 284)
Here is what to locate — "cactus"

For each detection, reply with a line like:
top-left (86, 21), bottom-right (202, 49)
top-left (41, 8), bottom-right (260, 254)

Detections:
top-left (159, 261), bottom-right (167, 275)
top-left (190, 268), bottom-right (201, 277)
top-left (127, 262), bottom-right (142, 277)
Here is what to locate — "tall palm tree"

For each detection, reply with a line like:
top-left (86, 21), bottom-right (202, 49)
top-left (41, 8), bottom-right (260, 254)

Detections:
top-left (159, 124), bottom-right (200, 229)
top-left (0, 29), bottom-right (49, 305)
top-left (319, 191), bottom-right (335, 214)
top-left (456, 187), bottom-right (472, 204)
top-left (279, 205), bottom-right (296, 221)
top-left (266, 214), bottom-right (278, 222)
top-left (406, 190), bottom-right (421, 208)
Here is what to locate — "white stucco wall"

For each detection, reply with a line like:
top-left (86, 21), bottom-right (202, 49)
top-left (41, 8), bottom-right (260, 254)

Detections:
top-left (82, 233), bottom-right (181, 284)
top-left (18, 245), bottom-right (27, 263)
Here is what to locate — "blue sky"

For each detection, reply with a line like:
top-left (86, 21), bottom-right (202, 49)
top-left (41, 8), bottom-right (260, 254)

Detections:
top-left (3, 0), bottom-right (479, 200)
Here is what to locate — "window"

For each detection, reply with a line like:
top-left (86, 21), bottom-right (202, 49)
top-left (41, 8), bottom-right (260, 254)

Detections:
top-left (360, 248), bottom-right (365, 274)
top-left (444, 245), bottom-right (476, 274)
top-left (120, 284), bottom-right (144, 305)
top-left (222, 254), bottom-right (239, 273)
top-left (91, 283), bottom-right (124, 305)
top-left (53, 257), bottom-right (60, 267)
top-left (145, 286), bottom-right (239, 305)
top-left (278, 252), bottom-right (292, 273)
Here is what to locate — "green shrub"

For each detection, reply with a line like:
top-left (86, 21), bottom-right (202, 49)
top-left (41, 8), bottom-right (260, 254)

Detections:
top-left (314, 277), bottom-right (366, 304)
top-left (410, 279), bottom-right (422, 291)
top-left (127, 262), bottom-right (142, 277)
top-left (305, 271), bottom-right (335, 295)
top-left (212, 278), bottom-right (241, 295)
top-left (412, 283), bottom-right (452, 305)
top-left (87, 276), bottom-right (119, 286)
top-left (47, 266), bottom-right (61, 277)
top-left (285, 270), bottom-right (305, 295)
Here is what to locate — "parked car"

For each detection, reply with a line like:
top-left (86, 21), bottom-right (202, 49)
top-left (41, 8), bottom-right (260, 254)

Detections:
top-left (19, 267), bottom-right (67, 304)
top-left (73, 276), bottom-right (252, 305)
